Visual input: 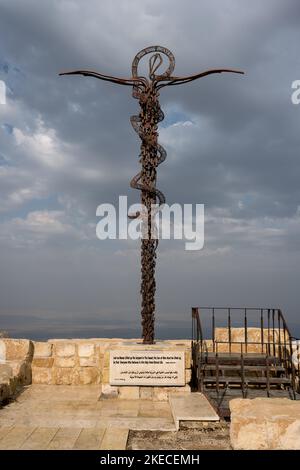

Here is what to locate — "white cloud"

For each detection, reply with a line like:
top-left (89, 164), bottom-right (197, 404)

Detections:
top-left (13, 118), bottom-right (71, 169)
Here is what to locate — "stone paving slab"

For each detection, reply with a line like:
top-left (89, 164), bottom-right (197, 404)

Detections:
top-left (0, 426), bottom-right (129, 450)
top-left (47, 427), bottom-right (82, 450)
top-left (0, 426), bottom-right (36, 450)
top-left (73, 427), bottom-right (106, 450)
top-left (20, 427), bottom-right (58, 450)
top-left (169, 393), bottom-right (219, 430)
top-left (100, 427), bottom-right (129, 450)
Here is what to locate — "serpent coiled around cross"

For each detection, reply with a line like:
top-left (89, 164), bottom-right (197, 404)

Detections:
top-left (60, 46), bottom-right (244, 343)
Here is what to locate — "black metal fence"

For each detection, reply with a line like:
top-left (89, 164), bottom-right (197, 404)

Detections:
top-left (192, 307), bottom-right (300, 396)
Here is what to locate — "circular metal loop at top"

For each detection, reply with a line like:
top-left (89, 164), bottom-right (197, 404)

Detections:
top-left (132, 46), bottom-right (175, 80)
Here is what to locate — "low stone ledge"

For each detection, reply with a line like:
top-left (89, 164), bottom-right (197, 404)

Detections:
top-left (230, 398), bottom-right (300, 450)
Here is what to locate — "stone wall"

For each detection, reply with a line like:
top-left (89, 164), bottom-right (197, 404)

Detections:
top-left (30, 338), bottom-right (192, 401)
top-left (32, 339), bottom-right (102, 386)
top-left (202, 327), bottom-right (286, 354)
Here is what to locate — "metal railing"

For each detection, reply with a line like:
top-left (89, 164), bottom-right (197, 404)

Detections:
top-left (192, 307), bottom-right (300, 396)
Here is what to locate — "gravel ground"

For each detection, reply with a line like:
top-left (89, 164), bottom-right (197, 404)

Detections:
top-left (127, 420), bottom-right (231, 450)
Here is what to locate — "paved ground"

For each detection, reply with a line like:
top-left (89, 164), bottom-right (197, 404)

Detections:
top-left (0, 385), bottom-right (174, 449)
top-left (0, 385), bottom-right (228, 450)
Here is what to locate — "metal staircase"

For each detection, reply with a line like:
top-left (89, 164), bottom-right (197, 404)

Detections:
top-left (192, 307), bottom-right (300, 417)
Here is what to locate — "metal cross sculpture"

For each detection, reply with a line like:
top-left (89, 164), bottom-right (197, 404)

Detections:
top-left (60, 45), bottom-right (244, 344)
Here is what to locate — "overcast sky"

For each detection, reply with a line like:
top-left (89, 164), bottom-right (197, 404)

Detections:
top-left (0, 0), bottom-right (300, 339)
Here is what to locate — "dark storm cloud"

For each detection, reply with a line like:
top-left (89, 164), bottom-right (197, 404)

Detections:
top-left (0, 0), bottom-right (300, 337)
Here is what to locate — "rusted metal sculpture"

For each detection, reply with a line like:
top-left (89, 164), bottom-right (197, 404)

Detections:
top-left (60, 46), bottom-right (243, 344)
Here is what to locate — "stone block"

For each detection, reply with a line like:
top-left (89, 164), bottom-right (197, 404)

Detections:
top-left (52, 367), bottom-right (74, 385)
top-left (185, 350), bottom-right (191, 368)
top-left (103, 351), bottom-right (110, 368)
top-left (0, 364), bottom-right (13, 383)
top-left (54, 356), bottom-right (76, 368)
top-left (77, 367), bottom-right (100, 385)
top-left (8, 360), bottom-right (32, 385)
top-left (34, 342), bottom-right (52, 358)
top-left (185, 369), bottom-right (192, 383)
top-left (0, 382), bottom-right (10, 402)
top-left (32, 366), bottom-right (52, 385)
top-left (78, 343), bottom-right (95, 357)
top-left (139, 387), bottom-right (153, 400)
top-left (1, 339), bottom-right (33, 361)
top-left (32, 357), bottom-right (54, 368)
top-left (118, 386), bottom-right (140, 400)
top-left (230, 398), bottom-right (300, 450)
top-left (153, 385), bottom-right (191, 402)
top-left (100, 383), bottom-right (118, 398)
top-left (102, 367), bottom-right (109, 384)
top-left (153, 387), bottom-right (168, 402)
top-left (0, 340), bottom-right (5, 362)
top-left (79, 357), bottom-right (97, 367)
top-left (55, 343), bottom-right (76, 358)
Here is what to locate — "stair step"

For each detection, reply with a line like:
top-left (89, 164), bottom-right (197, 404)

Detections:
top-left (203, 376), bottom-right (291, 384)
top-left (202, 354), bottom-right (281, 366)
top-left (202, 365), bottom-right (286, 372)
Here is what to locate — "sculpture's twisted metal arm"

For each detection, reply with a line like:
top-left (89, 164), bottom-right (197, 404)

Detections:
top-left (59, 69), bottom-right (147, 87)
top-left (156, 68), bottom-right (244, 89)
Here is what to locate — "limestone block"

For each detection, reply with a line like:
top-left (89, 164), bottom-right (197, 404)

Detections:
top-left (79, 357), bottom-right (97, 367)
top-left (55, 342), bottom-right (76, 358)
top-left (54, 357), bottom-right (76, 368)
top-left (230, 398), bottom-right (300, 450)
top-left (98, 353), bottom-right (104, 370)
top-left (32, 357), bottom-right (54, 368)
top-left (19, 362), bottom-right (32, 385)
top-left (8, 360), bottom-right (31, 385)
top-left (139, 387), bottom-right (153, 400)
top-left (0, 364), bottom-right (13, 384)
top-left (185, 369), bottom-right (192, 383)
top-left (202, 340), bottom-right (214, 353)
top-left (34, 342), bottom-right (52, 358)
top-left (118, 386), bottom-right (140, 400)
top-left (52, 367), bottom-right (74, 385)
top-left (1, 339), bottom-right (33, 361)
top-left (185, 350), bottom-right (191, 369)
top-left (153, 387), bottom-right (168, 402)
top-left (32, 366), bottom-right (52, 385)
top-left (100, 383), bottom-right (118, 398)
top-left (0, 340), bottom-right (5, 362)
top-left (103, 351), bottom-right (110, 368)
top-left (102, 367), bottom-right (109, 384)
top-left (153, 385), bottom-right (191, 402)
top-left (78, 343), bottom-right (95, 357)
top-left (0, 382), bottom-right (10, 402)
top-left (76, 367), bottom-right (100, 385)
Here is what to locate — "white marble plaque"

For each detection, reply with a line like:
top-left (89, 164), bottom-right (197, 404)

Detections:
top-left (109, 350), bottom-right (185, 386)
